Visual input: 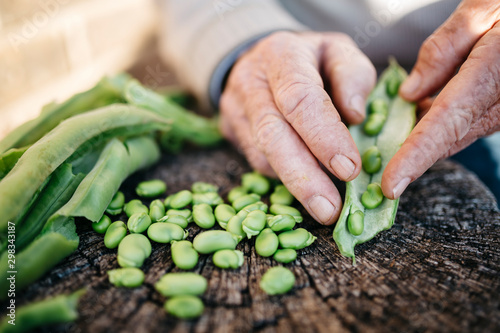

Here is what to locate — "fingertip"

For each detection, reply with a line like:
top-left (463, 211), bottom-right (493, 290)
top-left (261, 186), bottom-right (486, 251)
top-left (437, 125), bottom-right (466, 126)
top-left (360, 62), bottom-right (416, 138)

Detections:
top-left (307, 194), bottom-right (341, 225)
top-left (399, 70), bottom-right (422, 101)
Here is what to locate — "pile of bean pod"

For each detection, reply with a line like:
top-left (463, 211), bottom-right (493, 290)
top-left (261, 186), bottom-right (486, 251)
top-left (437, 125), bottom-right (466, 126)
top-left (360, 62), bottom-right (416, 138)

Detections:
top-left (94, 172), bottom-right (314, 319)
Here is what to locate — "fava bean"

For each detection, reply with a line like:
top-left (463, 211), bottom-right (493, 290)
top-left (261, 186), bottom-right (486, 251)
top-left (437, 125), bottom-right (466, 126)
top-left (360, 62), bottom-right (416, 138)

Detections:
top-left (104, 221), bottom-right (127, 249)
top-left (127, 212), bottom-right (152, 234)
top-left (242, 201), bottom-right (268, 213)
top-left (108, 267), bottom-right (144, 288)
top-left (92, 215), bottom-right (111, 234)
top-left (212, 249), bottom-right (244, 269)
top-left (232, 193), bottom-right (260, 211)
top-left (117, 234), bottom-right (151, 268)
top-left (191, 181), bottom-right (218, 194)
top-left (361, 183), bottom-right (384, 209)
top-left (255, 228), bottom-right (279, 257)
top-left (242, 210), bottom-right (267, 238)
top-left (192, 192), bottom-right (224, 206)
top-left (269, 204), bottom-right (303, 223)
top-left (163, 195), bottom-right (173, 208)
top-left (347, 210), bottom-right (364, 236)
top-left (166, 208), bottom-right (192, 222)
top-left (155, 272), bottom-right (207, 296)
top-left (362, 146), bottom-right (382, 174)
top-left (267, 214), bottom-right (296, 232)
top-left (214, 204), bottom-right (236, 230)
top-left (192, 203), bottom-right (215, 229)
top-left (124, 199), bottom-right (148, 217)
top-left (227, 186), bottom-right (247, 203)
top-left (368, 98), bottom-right (389, 116)
top-left (171, 240), bottom-right (199, 270)
top-left (226, 210), bottom-right (248, 241)
top-left (269, 185), bottom-right (294, 206)
top-left (193, 230), bottom-right (238, 254)
top-left (260, 266), bottom-right (295, 295)
top-left (106, 191), bottom-right (125, 215)
top-left (149, 199), bottom-right (165, 222)
top-left (363, 113), bottom-right (387, 136)
top-left (158, 214), bottom-right (189, 228)
top-left (278, 228), bottom-right (316, 250)
top-left (170, 190), bottom-right (193, 209)
top-left (164, 295), bottom-right (204, 319)
top-left (136, 179), bottom-right (167, 198)
top-left (241, 172), bottom-right (270, 195)
top-left (386, 74), bottom-right (401, 97)
top-left (147, 222), bottom-right (187, 243)
top-left (273, 249), bottom-right (297, 263)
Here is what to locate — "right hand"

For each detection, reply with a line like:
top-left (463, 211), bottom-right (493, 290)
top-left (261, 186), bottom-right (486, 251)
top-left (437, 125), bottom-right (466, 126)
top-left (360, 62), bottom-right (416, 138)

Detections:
top-left (219, 31), bottom-right (376, 225)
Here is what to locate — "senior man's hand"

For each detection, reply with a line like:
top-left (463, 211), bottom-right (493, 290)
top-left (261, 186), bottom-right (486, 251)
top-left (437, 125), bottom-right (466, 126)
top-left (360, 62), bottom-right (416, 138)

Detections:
top-left (383, 0), bottom-right (500, 199)
top-left (219, 31), bottom-right (376, 225)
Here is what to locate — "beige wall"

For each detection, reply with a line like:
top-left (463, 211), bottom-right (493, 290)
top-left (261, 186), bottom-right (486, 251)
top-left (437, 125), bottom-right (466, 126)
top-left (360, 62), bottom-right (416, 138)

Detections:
top-left (0, 0), bottom-right (158, 139)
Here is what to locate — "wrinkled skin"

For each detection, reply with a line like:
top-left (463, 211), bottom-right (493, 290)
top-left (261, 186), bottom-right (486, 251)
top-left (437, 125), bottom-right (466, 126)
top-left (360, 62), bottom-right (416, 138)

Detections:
top-left (220, 0), bottom-right (500, 225)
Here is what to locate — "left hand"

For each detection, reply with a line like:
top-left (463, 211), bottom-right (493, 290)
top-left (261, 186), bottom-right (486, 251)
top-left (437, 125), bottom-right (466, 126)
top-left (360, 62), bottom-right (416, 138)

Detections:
top-left (382, 0), bottom-right (500, 199)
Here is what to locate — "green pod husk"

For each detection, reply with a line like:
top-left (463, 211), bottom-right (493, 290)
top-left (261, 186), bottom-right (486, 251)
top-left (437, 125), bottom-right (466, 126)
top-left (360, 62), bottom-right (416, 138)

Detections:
top-left (333, 60), bottom-right (416, 262)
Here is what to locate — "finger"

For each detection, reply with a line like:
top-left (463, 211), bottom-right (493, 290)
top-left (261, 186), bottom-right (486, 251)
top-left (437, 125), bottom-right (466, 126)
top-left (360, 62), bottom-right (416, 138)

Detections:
top-left (245, 86), bottom-right (342, 225)
top-left (264, 33), bottom-right (362, 182)
top-left (383, 24), bottom-right (500, 199)
top-left (400, 0), bottom-right (500, 101)
top-left (220, 90), bottom-right (275, 177)
top-left (322, 33), bottom-right (377, 124)
top-left (416, 97), bottom-right (435, 121)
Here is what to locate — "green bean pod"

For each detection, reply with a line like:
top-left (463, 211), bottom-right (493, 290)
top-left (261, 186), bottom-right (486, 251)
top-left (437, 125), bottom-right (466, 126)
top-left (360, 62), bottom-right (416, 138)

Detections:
top-left (193, 230), bottom-right (239, 254)
top-left (273, 249), bottom-right (297, 263)
top-left (104, 221), bottom-right (127, 249)
top-left (269, 204), bottom-right (303, 223)
top-left (117, 234), bottom-right (152, 268)
top-left (269, 184), bottom-right (294, 206)
top-left (155, 272), bottom-right (207, 297)
top-left (108, 267), bottom-right (145, 288)
top-left (158, 214), bottom-right (189, 229)
top-left (242, 210), bottom-right (267, 238)
top-left (106, 191), bottom-right (125, 215)
top-left (192, 203), bottom-right (216, 229)
top-left (232, 193), bottom-right (260, 211)
top-left (149, 199), bottom-right (166, 222)
top-left (147, 223), bottom-right (187, 244)
top-left (169, 190), bottom-right (193, 209)
top-left (164, 295), bottom-right (204, 319)
top-left (241, 171), bottom-right (270, 195)
top-left (136, 179), bottom-right (167, 198)
top-left (267, 214), bottom-right (296, 232)
top-left (191, 181), bottom-right (218, 193)
top-left (227, 186), bottom-right (247, 203)
top-left (333, 60), bottom-right (416, 261)
top-left (278, 228), bottom-right (316, 250)
top-left (124, 199), bottom-right (148, 217)
top-left (214, 204), bottom-right (236, 229)
top-left (171, 240), bottom-right (199, 270)
top-left (255, 228), bottom-right (279, 257)
top-left (259, 266), bottom-right (295, 295)
top-left (212, 249), bottom-right (244, 269)
top-left (127, 212), bottom-right (152, 234)
top-left (92, 215), bottom-right (112, 234)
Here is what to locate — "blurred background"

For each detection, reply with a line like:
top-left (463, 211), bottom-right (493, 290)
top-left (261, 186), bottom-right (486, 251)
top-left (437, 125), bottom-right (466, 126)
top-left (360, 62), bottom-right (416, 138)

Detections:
top-left (0, 0), bottom-right (176, 139)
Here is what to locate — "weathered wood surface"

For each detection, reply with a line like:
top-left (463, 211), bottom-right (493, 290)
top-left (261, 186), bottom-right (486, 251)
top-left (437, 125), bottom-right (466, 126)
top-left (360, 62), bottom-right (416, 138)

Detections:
top-left (6, 143), bottom-right (500, 333)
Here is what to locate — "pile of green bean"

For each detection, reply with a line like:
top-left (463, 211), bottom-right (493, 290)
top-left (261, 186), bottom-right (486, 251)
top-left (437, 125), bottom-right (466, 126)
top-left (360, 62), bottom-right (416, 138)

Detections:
top-left (0, 73), bottom-right (223, 306)
top-left (92, 172), bottom-right (313, 319)
top-left (333, 60), bottom-right (416, 262)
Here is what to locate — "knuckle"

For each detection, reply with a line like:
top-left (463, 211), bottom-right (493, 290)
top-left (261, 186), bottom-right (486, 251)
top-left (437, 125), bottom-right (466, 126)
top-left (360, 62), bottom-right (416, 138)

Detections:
top-left (420, 35), bottom-right (458, 69)
top-left (253, 113), bottom-right (287, 151)
top-left (275, 81), bottom-right (322, 120)
top-left (449, 107), bottom-right (473, 142)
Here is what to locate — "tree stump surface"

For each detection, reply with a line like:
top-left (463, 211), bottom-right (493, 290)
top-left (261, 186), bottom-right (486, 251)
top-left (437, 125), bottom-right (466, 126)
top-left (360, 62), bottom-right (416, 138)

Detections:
top-left (6, 144), bottom-right (500, 333)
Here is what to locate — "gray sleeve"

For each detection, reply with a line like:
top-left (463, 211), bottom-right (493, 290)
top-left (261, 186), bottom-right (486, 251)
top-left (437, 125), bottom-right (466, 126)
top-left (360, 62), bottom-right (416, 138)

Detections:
top-left (157, 0), bottom-right (306, 108)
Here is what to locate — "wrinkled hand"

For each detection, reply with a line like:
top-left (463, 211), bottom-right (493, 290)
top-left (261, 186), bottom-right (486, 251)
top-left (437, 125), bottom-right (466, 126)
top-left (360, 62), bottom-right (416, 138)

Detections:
top-left (220, 31), bottom-right (376, 225)
top-left (383, 0), bottom-right (500, 199)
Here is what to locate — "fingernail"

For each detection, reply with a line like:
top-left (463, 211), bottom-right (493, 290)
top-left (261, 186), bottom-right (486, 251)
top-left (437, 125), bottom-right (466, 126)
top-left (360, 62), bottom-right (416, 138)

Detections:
top-left (400, 71), bottom-right (421, 97)
top-left (349, 94), bottom-right (365, 119)
top-left (308, 195), bottom-right (336, 224)
top-left (393, 177), bottom-right (411, 198)
top-left (330, 154), bottom-right (355, 180)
